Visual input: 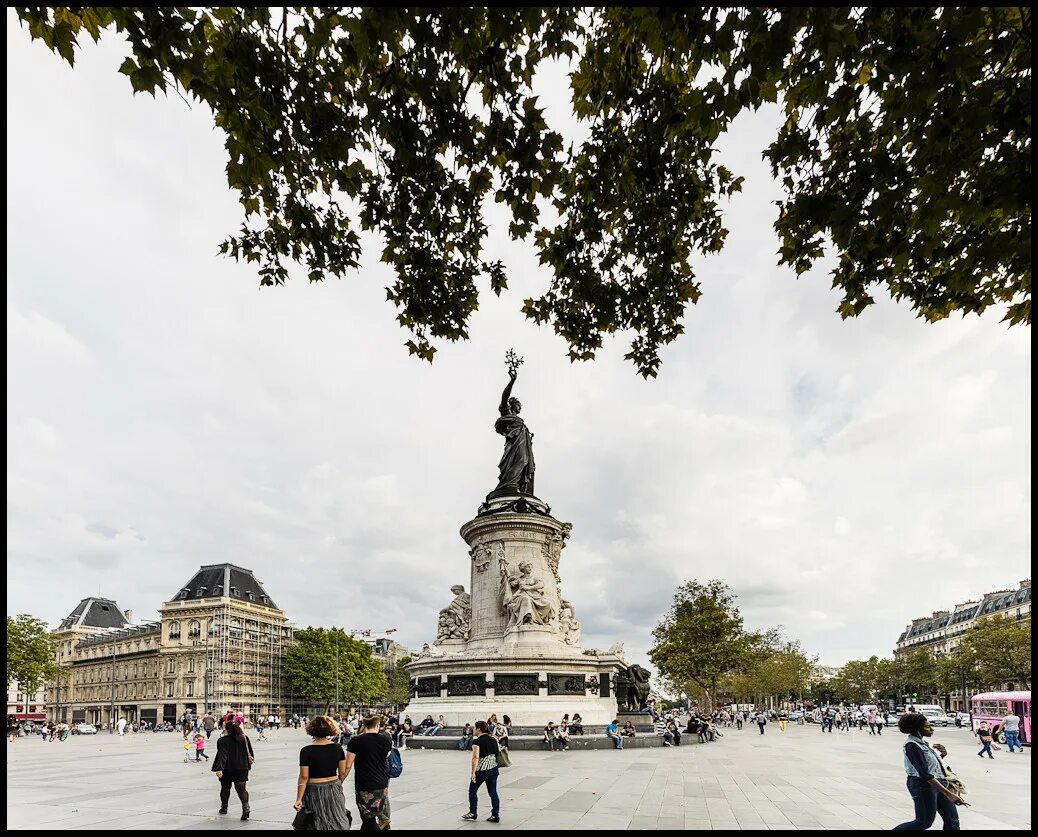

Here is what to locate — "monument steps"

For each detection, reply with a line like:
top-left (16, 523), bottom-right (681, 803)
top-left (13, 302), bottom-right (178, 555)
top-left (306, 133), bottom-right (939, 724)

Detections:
top-left (399, 735), bottom-right (699, 751)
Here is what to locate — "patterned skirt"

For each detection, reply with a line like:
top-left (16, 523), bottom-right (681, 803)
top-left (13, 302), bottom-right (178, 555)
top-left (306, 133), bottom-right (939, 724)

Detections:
top-left (303, 781), bottom-right (353, 830)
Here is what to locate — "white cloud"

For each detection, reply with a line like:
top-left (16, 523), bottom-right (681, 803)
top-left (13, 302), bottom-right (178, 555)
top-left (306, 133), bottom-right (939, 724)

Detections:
top-left (5, 14), bottom-right (1031, 668)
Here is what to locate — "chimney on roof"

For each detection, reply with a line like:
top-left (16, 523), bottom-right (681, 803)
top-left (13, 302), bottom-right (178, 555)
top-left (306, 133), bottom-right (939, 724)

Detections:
top-left (124, 609), bottom-right (133, 624)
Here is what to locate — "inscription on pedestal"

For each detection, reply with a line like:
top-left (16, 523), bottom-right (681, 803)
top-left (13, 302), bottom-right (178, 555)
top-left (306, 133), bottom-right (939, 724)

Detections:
top-left (547, 674), bottom-right (587, 695)
top-left (494, 674), bottom-right (539, 696)
top-left (415, 677), bottom-right (442, 697)
top-left (447, 674), bottom-right (487, 696)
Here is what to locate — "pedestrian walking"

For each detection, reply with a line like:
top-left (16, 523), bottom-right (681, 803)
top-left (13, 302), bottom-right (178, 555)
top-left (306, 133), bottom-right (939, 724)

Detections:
top-left (778, 710), bottom-right (788, 732)
top-left (462, 720), bottom-right (501, 823)
top-left (194, 732), bottom-right (210, 762)
top-left (7, 715), bottom-right (19, 743)
top-left (868, 710), bottom-right (878, 735)
top-left (345, 715), bottom-right (393, 831)
top-left (975, 722), bottom-right (995, 759)
top-left (117, 717), bottom-right (127, 736)
top-left (202, 712), bottom-right (216, 740)
top-left (293, 716), bottom-right (353, 830)
top-left (212, 720), bottom-right (255, 820)
top-left (735, 711), bottom-right (743, 731)
top-left (1001, 711), bottom-right (1023, 754)
top-left (756, 711), bottom-right (767, 735)
top-left (892, 712), bottom-right (967, 830)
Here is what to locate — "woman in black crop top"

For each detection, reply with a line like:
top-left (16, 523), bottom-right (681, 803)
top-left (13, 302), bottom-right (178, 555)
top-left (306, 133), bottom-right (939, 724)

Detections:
top-left (293, 715), bottom-right (353, 830)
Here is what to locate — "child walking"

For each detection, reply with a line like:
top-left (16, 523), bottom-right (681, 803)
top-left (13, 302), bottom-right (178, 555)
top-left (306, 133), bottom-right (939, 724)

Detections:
top-left (195, 732), bottom-right (209, 761)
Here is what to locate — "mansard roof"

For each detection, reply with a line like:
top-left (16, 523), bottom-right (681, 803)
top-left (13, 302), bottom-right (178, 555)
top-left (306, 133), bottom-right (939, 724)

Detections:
top-left (57, 597), bottom-right (130, 631)
top-left (169, 564), bottom-right (278, 609)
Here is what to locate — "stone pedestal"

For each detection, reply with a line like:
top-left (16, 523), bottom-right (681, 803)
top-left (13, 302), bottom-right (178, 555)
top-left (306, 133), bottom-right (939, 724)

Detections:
top-left (404, 505), bottom-right (627, 727)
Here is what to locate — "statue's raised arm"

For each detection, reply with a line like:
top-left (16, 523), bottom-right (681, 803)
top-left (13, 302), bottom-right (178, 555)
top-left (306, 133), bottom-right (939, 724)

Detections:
top-left (499, 368), bottom-right (517, 416)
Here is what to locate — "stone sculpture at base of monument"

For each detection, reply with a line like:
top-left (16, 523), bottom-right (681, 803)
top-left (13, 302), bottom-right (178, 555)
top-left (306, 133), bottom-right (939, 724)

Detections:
top-left (404, 352), bottom-right (646, 726)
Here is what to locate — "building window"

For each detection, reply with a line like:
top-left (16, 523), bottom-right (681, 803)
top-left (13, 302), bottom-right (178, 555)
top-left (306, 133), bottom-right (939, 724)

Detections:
top-left (167, 682), bottom-right (174, 698)
top-left (209, 617), bottom-right (220, 637)
top-left (187, 680), bottom-right (194, 697)
top-left (188, 658), bottom-right (196, 673)
top-left (188, 620), bottom-right (200, 638)
top-left (196, 586), bottom-right (207, 597)
top-left (168, 622), bottom-right (181, 640)
top-left (213, 585), bottom-right (223, 596)
top-left (167, 659), bottom-right (175, 675)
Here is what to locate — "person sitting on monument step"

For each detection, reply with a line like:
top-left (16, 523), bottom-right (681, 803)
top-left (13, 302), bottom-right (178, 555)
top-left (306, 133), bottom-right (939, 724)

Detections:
top-left (543, 721), bottom-right (559, 751)
top-left (557, 721), bottom-right (571, 750)
top-left (570, 714), bottom-right (584, 735)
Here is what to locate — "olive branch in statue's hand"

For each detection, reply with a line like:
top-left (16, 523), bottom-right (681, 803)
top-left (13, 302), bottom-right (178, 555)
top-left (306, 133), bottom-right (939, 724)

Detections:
top-left (505, 348), bottom-right (524, 377)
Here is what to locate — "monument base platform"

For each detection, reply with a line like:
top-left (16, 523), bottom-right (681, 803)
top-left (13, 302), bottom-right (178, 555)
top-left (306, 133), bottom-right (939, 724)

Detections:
top-left (402, 733), bottom-right (685, 751)
top-left (404, 650), bottom-right (626, 727)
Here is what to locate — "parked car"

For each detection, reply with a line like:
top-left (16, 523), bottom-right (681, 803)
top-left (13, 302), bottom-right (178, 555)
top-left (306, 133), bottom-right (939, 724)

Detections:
top-left (788, 711), bottom-right (803, 722)
top-left (71, 723), bottom-right (98, 735)
top-left (921, 709), bottom-right (949, 726)
top-left (885, 713), bottom-right (903, 726)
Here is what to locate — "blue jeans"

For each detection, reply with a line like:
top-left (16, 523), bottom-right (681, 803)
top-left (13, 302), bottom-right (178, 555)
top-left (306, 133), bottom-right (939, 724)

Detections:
top-left (978, 740), bottom-right (994, 758)
top-left (422, 725), bottom-right (441, 736)
top-left (469, 767), bottom-right (500, 816)
top-left (608, 733), bottom-right (623, 749)
top-left (893, 776), bottom-right (960, 830)
top-left (1005, 730), bottom-right (1021, 752)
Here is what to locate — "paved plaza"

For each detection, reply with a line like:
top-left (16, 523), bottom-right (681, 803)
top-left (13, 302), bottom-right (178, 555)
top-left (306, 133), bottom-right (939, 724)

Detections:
top-left (6, 724), bottom-right (1030, 830)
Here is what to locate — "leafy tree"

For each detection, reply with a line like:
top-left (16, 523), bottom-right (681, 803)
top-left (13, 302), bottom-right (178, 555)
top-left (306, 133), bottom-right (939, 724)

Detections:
top-left (831, 656), bottom-right (884, 704)
top-left (958, 616), bottom-right (1031, 690)
top-left (283, 627), bottom-right (387, 714)
top-left (934, 648), bottom-right (980, 697)
top-left (6, 614), bottom-right (59, 715)
top-left (649, 579), bottom-right (756, 707)
top-left (14, 8), bottom-right (1030, 377)
top-left (897, 647), bottom-right (941, 702)
top-left (385, 655), bottom-right (412, 708)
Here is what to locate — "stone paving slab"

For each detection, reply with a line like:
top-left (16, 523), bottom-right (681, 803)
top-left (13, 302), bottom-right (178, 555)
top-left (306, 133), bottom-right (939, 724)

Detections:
top-left (5, 725), bottom-right (1030, 830)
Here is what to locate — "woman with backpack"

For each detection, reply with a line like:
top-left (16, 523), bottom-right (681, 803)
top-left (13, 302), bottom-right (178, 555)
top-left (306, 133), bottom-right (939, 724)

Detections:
top-left (212, 721), bottom-right (255, 820)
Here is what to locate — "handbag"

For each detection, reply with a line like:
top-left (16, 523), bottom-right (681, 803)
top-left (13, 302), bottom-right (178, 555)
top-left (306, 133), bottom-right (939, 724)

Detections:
top-left (291, 807), bottom-right (315, 830)
top-left (940, 763), bottom-right (967, 797)
top-left (497, 747), bottom-right (512, 768)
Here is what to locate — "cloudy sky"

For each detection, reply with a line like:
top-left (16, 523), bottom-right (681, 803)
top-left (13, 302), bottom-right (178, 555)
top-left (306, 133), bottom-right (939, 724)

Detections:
top-left (6, 15), bottom-right (1031, 669)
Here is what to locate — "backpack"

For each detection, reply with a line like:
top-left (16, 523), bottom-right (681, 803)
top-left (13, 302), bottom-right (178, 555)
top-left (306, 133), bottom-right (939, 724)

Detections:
top-left (387, 746), bottom-right (403, 779)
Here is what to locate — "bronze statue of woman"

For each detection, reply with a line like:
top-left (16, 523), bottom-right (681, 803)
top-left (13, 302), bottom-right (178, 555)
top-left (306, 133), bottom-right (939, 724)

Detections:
top-left (491, 366), bottom-right (535, 496)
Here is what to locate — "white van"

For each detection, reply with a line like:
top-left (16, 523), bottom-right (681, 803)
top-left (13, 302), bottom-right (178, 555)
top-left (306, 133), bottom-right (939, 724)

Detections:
top-left (911, 705), bottom-right (949, 726)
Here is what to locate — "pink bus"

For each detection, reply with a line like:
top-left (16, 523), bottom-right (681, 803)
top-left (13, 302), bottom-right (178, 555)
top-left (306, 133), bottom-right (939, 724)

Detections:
top-left (970, 690), bottom-right (1031, 745)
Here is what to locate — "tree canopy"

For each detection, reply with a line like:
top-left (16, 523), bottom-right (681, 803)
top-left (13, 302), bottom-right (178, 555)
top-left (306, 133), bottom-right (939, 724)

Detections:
top-left (283, 627), bottom-right (387, 713)
top-left (6, 614), bottom-right (59, 709)
top-left (15, 7), bottom-right (1031, 376)
top-left (650, 578), bottom-right (757, 705)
